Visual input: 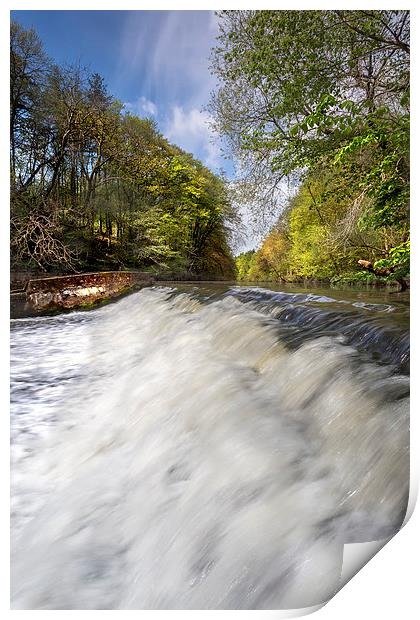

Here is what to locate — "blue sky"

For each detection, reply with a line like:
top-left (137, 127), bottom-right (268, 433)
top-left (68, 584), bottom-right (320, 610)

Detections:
top-left (11, 10), bottom-right (233, 176)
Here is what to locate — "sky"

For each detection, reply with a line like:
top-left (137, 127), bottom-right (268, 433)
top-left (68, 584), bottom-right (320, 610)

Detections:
top-left (11, 4), bottom-right (416, 254)
top-left (10, 10), bottom-right (233, 177)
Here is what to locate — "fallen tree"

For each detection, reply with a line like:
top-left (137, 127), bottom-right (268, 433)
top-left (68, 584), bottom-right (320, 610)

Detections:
top-left (357, 259), bottom-right (408, 291)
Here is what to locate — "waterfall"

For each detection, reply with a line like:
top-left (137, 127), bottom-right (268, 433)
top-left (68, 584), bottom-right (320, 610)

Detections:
top-left (10, 285), bottom-right (409, 609)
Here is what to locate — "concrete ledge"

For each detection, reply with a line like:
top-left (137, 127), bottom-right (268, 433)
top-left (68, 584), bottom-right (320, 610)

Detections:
top-left (25, 271), bottom-right (154, 311)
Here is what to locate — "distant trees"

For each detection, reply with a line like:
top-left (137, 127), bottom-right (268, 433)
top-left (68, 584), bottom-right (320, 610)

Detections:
top-left (10, 21), bottom-right (236, 278)
top-left (211, 10), bottom-right (409, 285)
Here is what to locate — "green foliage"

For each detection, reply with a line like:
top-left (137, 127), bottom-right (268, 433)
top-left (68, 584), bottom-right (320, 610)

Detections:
top-left (235, 174), bottom-right (409, 287)
top-left (10, 21), bottom-right (235, 278)
top-left (330, 272), bottom-right (388, 286)
top-left (334, 111), bottom-right (409, 231)
top-left (236, 251), bottom-right (256, 280)
top-left (374, 241), bottom-right (410, 279)
top-left (211, 10), bottom-right (409, 288)
top-left (211, 11), bottom-right (409, 175)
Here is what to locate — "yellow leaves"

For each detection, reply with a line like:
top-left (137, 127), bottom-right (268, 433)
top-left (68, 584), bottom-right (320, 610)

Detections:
top-left (145, 184), bottom-right (162, 194)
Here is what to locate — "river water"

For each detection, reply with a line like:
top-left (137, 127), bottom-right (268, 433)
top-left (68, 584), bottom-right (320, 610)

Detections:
top-left (10, 283), bottom-right (410, 609)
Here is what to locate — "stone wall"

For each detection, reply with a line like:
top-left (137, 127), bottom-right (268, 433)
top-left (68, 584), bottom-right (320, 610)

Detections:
top-left (25, 271), bottom-right (154, 311)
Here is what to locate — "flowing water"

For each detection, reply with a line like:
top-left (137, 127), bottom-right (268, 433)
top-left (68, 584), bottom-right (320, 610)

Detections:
top-left (10, 283), bottom-right (410, 609)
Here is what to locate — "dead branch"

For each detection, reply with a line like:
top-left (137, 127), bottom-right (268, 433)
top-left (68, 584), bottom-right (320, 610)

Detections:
top-left (11, 211), bottom-right (77, 271)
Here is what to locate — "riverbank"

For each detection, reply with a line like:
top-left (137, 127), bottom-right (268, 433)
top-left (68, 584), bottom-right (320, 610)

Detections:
top-left (236, 276), bottom-right (409, 291)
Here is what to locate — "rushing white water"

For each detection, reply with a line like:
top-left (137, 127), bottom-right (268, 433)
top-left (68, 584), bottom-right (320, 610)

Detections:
top-left (10, 285), bottom-right (409, 609)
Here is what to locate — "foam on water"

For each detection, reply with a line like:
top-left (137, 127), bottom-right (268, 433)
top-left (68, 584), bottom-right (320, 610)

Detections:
top-left (10, 286), bottom-right (409, 609)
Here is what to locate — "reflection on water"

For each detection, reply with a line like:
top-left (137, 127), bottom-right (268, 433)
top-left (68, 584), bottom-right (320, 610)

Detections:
top-left (10, 283), bottom-right (409, 609)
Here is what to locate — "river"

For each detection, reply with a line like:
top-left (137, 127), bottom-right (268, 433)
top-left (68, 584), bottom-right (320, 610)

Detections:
top-left (10, 282), bottom-right (410, 609)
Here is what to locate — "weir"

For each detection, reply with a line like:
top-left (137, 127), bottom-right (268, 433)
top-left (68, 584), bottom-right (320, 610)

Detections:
top-left (10, 283), bottom-right (410, 609)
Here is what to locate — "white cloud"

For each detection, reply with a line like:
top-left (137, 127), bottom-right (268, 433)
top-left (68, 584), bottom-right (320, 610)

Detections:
top-left (164, 105), bottom-right (222, 170)
top-left (139, 96), bottom-right (158, 116)
top-left (124, 96), bottom-right (158, 117)
top-left (116, 13), bottom-right (228, 171)
top-left (116, 11), bottom-right (218, 108)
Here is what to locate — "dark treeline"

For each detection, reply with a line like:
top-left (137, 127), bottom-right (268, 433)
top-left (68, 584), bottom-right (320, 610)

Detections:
top-left (210, 10), bottom-right (409, 287)
top-left (10, 21), bottom-right (236, 278)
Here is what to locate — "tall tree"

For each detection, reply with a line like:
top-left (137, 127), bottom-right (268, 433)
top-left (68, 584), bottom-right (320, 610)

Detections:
top-left (10, 21), bottom-right (49, 190)
top-left (210, 10), bottom-right (409, 229)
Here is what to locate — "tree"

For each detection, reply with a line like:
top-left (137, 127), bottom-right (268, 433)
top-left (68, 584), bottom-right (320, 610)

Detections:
top-left (10, 21), bottom-right (236, 278)
top-left (10, 21), bottom-right (50, 191)
top-left (210, 10), bottom-right (409, 222)
top-left (212, 10), bottom-right (409, 285)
